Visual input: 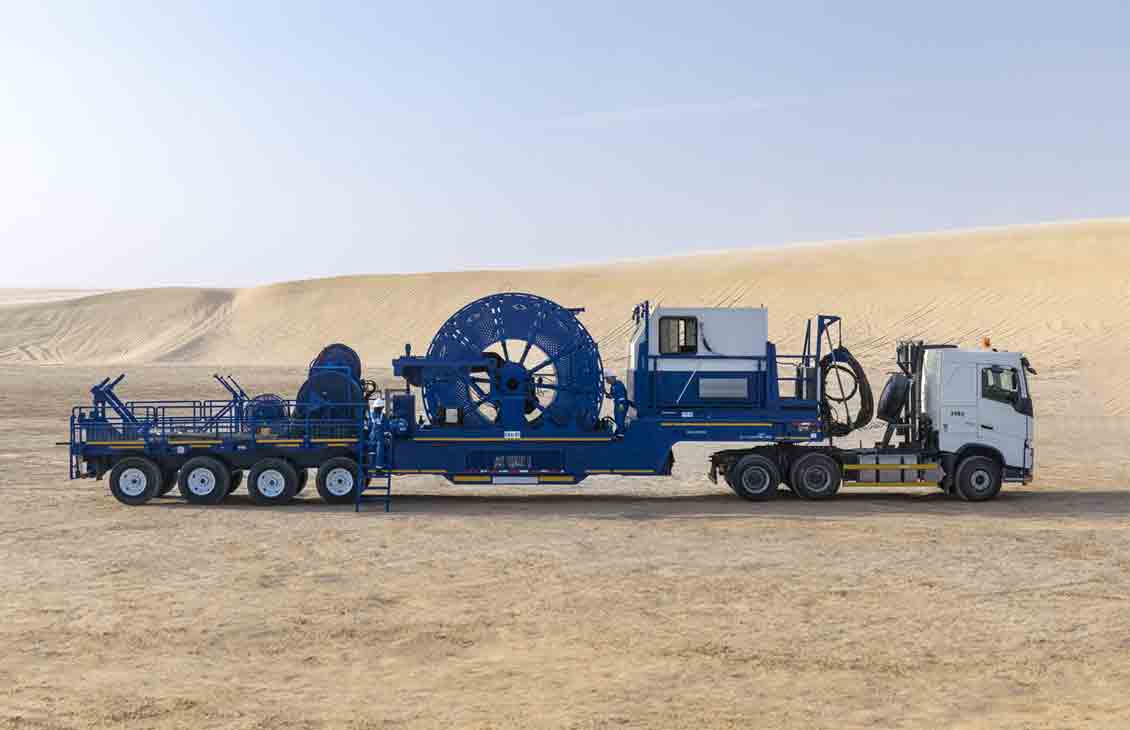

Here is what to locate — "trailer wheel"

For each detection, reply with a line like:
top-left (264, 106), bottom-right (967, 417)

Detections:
top-left (178, 456), bottom-right (232, 505)
top-left (295, 467), bottom-right (309, 495)
top-left (109, 457), bottom-right (161, 506)
top-left (247, 458), bottom-right (299, 505)
top-left (789, 452), bottom-right (841, 500)
top-left (727, 454), bottom-right (780, 501)
top-left (228, 469), bottom-right (244, 495)
top-left (954, 456), bottom-right (1002, 502)
top-left (316, 457), bottom-right (361, 504)
top-left (158, 468), bottom-right (178, 496)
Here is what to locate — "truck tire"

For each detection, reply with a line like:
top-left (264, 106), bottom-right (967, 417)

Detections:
top-left (316, 457), bottom-right (361, 504)
top-left (789, 452), bottom-right (841, 499)
top-left (954, 456), bottom-right (1002, 502)
top-left (158, 468), bottom-right (178, 496)
top-left (109, 457), bottom-right (161, 506)
top-left (178, 456), bottom-right (231, 505)
top-left (876, 373), bottom-right (910, 423)
top-left (727, 454), bottom-right (780, 501)
top-left (247, 458), bottom-right (299, 505)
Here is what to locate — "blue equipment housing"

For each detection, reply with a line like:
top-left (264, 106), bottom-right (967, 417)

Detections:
top-left (370, 293), bottom-right (843, 499)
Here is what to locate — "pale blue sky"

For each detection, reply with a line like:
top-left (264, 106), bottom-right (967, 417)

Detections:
top-left (2, 2), bottom-right (1128, 288)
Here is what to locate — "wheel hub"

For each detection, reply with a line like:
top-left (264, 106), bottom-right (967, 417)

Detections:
top-left (257, 469), bottom-right (286, 498)
top-left (187, 467), bottom-right (217, 496)
top-left (970, 469), bottom-right (992, 492)
top-left (803, 466), bottom-right (832, 493)
top-left (742, 466), bottom-right (771, 494)
top-left (119, 467), bottom-right (148, 497)
top-left (326, 467), bottom-right (355, 496)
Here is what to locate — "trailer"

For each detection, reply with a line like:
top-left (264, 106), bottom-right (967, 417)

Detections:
top-left (66, 292), bottom-right (1035, 509)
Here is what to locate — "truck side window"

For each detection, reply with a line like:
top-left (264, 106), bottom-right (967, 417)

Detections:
top-left (981, 367), bottom-right (1019, 404)
top-left (659, 317), bottom-right (698, 354)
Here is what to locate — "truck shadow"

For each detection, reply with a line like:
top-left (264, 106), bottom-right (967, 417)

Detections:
top-left (153, 488), bottom-right (1130, 521)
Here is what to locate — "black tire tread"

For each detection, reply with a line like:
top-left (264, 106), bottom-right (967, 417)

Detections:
top-left (109, 457), bottom-right (162, 506)
top-left (316, 457), bottom-right (362, 504)
top-left (247, 458), bottom-right (299, 505)
top-left (177, 456), bottom-right (231, 505)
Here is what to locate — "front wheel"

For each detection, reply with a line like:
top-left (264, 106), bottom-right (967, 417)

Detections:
top-left (727, 454), bottom-right (781, 501)
top-left (316, 457), bottom-right (361, 504)
top-left (954, 456), bottom-right (1002, 501)
top-left (109, 457), bottom-right (161, 506)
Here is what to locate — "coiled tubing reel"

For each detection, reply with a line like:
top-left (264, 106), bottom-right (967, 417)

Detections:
top-left (293, 343), bottom-right (375, 423)
top-left (420, 292), bottom-right (604, 432)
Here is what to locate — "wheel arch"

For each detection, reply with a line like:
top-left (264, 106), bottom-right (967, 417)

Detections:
top-left (952, 443), bottom-right (1004, 468)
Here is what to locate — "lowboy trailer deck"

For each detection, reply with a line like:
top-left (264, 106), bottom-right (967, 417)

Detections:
top-left (67, 293), bottom-right (1036, 509)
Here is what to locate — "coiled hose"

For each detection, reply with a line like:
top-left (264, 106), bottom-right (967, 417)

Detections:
top-left (819, 346), bottom-right (874, 437)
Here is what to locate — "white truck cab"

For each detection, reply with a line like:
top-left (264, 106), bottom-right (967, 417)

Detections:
top-left (923, 347), bottom-right (1035, 482)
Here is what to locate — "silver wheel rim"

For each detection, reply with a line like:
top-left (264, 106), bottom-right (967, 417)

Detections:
top-left (742, 466), bottom-right (771, 494)
top-left (326, 467), bottom-right (355, 496)
top-left (187, 467), bottom-right (218, 496)
top-left (970, 468), bottom-right (993, 492)
top-left (119, 467), bottom-right (148, 497)
top-left (257, 469), bottom-right (286, 498)
top-left (803, 465), bottom-right (833, 494)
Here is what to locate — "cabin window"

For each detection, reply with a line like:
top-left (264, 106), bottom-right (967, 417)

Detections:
top-left (659, 317), bottom-right (698, 354)
top-left (981, 366), bottom-right (1019, 404)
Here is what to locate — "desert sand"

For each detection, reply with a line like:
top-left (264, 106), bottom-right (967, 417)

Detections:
top-left (2, 220), bottom-right (1130, 728)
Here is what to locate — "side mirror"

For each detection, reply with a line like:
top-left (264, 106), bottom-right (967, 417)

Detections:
top-left (1013, 396), bottom-right (1033, 416)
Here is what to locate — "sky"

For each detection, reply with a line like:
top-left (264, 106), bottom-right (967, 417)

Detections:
top-left (2, 1), bottom-right (1128, 288)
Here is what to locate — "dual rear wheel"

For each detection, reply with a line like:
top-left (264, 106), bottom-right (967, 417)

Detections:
top-left (724, 451), bottom-right (843, 502)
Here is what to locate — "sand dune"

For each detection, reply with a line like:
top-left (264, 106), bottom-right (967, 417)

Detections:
top-left (3, 220), bottom-right (1129, 418)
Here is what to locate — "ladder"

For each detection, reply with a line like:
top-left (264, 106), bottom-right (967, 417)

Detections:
top-left (355, 439), bottom-right (393, 513)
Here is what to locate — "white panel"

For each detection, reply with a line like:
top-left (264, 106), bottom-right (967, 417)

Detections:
top-left (647, 307), bottom-right (768, 372)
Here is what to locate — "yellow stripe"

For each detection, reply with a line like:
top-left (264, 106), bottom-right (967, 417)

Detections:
top-left (87, 440), bottom-right (145, 446)
top-left (538, 475), bottom-right (576, 483)
top-left (585, 469), bottom-right (611, 473)
top-left (256, 439), bottom-right (302, 444)
top-left (453, 475), bottom-right (492, 483)
top-left (660, 422), bottom-right (772, 427)
top-left (311, 438), bottom-right (358, 444)
top-left (413, 436), bottom-right (611, 442)
top-left (169, 439), bottom-right (221, 444)
top-left (843, 463), bottom-right (938, 471)
top-left (175, 443), bottom-right (221, 447)
top-left (108, 445), bottom-right (145, 449)
top-left (849, 481), bottom-right (935, 487)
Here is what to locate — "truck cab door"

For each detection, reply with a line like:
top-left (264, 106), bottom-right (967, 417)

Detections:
top-left (976, 364), bottom-right (1028, 469)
